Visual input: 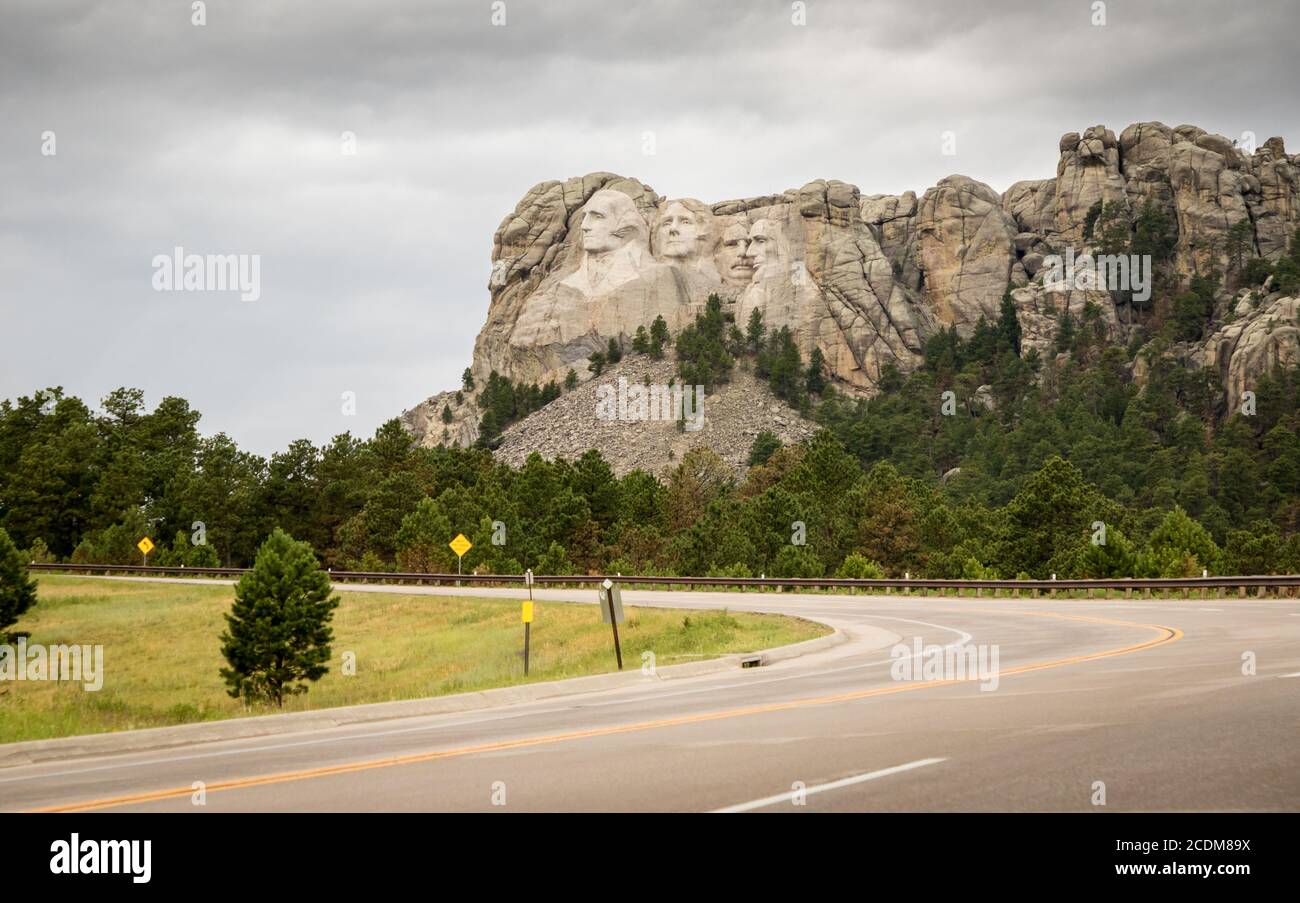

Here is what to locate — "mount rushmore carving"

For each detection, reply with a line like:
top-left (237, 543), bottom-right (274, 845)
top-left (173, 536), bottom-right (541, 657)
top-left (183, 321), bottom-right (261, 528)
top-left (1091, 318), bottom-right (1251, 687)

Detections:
top-left (475, 172), bottom-right (933, 399)
top-left (405, 122), bottom-right (1300, 448)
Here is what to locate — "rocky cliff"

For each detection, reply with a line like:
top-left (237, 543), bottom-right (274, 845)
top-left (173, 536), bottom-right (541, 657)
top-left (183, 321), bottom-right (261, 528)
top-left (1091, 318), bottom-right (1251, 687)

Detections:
top-left (403, 122), bottom-right (1299, 449)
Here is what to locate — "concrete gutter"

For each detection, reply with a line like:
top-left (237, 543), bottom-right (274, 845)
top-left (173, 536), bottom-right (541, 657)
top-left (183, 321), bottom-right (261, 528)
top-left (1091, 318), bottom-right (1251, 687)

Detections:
top-left (0, 606), bottom-right (860, 768)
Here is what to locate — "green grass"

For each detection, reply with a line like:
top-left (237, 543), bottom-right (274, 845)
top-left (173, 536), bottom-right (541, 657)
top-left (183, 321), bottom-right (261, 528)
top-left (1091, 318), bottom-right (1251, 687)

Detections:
top-left (0, 577), bottom-right (828, 744)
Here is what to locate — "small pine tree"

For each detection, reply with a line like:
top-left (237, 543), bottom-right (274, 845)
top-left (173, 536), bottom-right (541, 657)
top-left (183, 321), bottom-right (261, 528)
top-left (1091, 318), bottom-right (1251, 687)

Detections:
top-left (631, 325), bottom-right (650, 355)
top-left (1054, 310), bottom-right (1076, 353)
top-left (748, 431), bottom-right (782, 467)
top-left (806, 347), bottom-right (827, 396)
top-left (441, 403), bottom-right (453, 424)
top-left (607, 336), bottom-right (623, 364)
top-left (1082, 201), bottom-right (1103, 240)
top-left (219, 529), bottom-right (340, 707)
top-left (997, 287), bottom-right (1022, 356)
top-left (461, 368), bottom-right (475, 392)
top-left (649, 315), bottom-right (670, 359)
top-left (0, 527), bottom-right (38, 640)
top-left (564, 368), bottom-right (579, 391)
top-left (588, 351), bottom-right (607, 377)
top-left (745, 308), bottom-right (765, 352)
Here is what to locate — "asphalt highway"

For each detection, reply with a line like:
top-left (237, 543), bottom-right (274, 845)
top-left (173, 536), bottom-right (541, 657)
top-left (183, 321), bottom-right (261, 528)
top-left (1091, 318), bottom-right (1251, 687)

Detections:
top-left (4, 582), bottom-right (1298, 812)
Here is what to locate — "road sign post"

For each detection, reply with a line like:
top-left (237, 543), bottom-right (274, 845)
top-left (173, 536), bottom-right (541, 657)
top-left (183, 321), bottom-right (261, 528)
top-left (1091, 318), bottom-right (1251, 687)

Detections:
top-left (449, 533), bottom-right (472, 583)
top-left (521, 599), bottom-right (533, 675)
top-left (523, 569), bottom-right (536, 676)
top-left (602, 578), bottom-right (623, 670)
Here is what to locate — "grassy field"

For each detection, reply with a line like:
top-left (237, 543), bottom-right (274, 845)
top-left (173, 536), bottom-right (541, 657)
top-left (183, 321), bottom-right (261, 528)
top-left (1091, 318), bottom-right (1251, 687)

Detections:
top-left (0, 576), bottom-right (828, 744)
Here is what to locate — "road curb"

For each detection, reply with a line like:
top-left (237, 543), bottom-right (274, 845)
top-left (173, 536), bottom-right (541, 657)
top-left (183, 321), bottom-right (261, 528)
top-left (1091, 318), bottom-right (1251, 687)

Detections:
top-left (0, 624), bottom-right (849, 769)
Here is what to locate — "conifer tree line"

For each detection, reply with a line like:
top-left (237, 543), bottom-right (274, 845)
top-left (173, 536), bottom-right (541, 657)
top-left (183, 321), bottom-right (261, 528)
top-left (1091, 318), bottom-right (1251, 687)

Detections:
top-left (4, 255), bottom-right (1300, 579)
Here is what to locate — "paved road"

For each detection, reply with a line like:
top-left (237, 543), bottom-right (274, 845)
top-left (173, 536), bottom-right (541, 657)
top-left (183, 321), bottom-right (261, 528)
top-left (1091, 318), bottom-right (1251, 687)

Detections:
top-left (4, 581), bottom-right (1299, 812)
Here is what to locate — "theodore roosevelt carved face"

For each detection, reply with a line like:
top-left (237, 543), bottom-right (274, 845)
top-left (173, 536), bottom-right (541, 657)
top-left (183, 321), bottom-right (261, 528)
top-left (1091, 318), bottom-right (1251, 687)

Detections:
top-left (715, 221), bottom-right (754, 286)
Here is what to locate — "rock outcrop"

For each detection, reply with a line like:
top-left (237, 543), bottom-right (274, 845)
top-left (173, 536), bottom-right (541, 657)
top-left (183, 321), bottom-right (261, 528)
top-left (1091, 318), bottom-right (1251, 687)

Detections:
top-left (404, 123), bottom-right (1300, 451)
top-left (1193, 293), bottom-right (1300, 404)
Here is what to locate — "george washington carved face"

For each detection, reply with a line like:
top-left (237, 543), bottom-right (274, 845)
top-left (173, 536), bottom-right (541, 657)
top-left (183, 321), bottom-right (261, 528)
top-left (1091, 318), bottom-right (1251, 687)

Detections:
top-left (579, 190), bottom-right (646, 254)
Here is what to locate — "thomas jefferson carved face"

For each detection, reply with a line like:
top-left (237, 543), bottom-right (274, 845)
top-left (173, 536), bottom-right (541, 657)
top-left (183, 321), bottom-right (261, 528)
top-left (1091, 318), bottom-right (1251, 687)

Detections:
top-left (715, 222), bottom-right (753, 285)
top-left (655, 200), bottom-right (707, 260)
top-left (579, 190), bottom-right (645, 255)
top-left (743, 219), bottom-right (782, 282)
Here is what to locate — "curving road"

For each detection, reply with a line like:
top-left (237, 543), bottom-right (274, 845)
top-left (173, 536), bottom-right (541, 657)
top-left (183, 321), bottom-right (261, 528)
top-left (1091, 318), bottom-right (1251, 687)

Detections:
top-left (3, 581), bottom-right (1299, 812)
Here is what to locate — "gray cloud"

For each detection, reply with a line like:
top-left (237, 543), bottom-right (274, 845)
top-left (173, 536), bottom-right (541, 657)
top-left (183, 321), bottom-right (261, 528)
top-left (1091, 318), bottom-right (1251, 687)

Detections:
top-left (2, 0), bottom-right (1297, 454)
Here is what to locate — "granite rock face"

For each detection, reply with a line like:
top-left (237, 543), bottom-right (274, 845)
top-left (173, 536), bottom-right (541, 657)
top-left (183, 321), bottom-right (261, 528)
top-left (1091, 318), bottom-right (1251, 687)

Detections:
top-left (406, 123), bottom-right (1300, 449)
top-left (1193, 294), bottom-right (1300, 405)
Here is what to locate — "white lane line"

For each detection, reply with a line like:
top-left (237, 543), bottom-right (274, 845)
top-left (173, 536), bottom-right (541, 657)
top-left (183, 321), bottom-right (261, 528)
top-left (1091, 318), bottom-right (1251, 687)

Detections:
top-left (1280, 672), bottom-right (1300, 678)
top-left (1199, 608), bottom-right (1222, 612)
top-left (712, 757), bottom-right (947, 813)
top-left (578, 615), bottom-right (974, 710)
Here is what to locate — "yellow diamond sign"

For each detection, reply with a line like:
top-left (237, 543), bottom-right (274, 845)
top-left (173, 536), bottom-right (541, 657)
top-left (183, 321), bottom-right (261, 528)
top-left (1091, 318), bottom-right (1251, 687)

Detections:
top-left (137, 536), bottom-right (155, 555)
top-left (449, 533), bottom-right (472, 558)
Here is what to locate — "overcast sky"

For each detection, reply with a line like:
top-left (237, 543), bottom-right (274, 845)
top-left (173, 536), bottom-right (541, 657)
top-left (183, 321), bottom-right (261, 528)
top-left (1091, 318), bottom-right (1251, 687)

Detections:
top-left (2, 0), bottom-right (1296, 456)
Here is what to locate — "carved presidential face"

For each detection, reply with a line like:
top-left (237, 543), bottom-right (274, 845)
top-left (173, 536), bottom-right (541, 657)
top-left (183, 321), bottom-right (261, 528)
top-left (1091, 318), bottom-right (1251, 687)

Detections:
top-left (656, 201), bottom-right (705, 259)
top-left (744, 219), bottom-right (783, 282)
top-left (579, 190), bottom-right (644, 255)
top-left (716, 222), bottom-right (753, 285)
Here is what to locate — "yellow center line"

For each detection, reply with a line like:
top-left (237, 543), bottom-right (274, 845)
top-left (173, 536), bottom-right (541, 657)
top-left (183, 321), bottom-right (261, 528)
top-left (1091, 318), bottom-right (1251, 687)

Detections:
top-left (27, 609), bottom-right (1182, 813)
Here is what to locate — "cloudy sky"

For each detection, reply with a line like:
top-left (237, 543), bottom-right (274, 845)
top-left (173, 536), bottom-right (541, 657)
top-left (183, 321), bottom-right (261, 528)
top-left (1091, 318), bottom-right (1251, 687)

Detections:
top-left (2, 0), bottom-right (1296, 456)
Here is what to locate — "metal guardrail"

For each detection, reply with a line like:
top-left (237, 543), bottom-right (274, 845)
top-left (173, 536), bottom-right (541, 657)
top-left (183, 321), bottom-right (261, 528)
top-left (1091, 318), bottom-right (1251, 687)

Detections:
top-left (26, 562), bottom-right (1300, 594)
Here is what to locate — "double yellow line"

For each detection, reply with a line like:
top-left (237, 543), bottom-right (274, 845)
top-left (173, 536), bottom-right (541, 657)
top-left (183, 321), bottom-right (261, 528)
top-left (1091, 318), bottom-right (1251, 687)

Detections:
top-left (28, 610), bottom-right (1181, 812)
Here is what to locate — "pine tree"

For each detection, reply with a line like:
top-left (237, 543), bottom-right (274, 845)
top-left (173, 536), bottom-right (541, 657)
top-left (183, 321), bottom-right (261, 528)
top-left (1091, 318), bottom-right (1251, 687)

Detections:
top-left (745, 309), bottom-right (766, 352)
top-left (1054, 310), bottom-right (1076, 353)
top-left (676, 295), bottom-right (734, 390)
top-left (0, 527), bottom-right (38, 640)
top-left (997, 287), bottom-right (1022, 356)
top-left (461, 368), bottom-right (475, 392)
top-left (806, 347), bottom-right (827, 396)
top-left (747, 431), bottom-right (782, 467)
top-left (649, 315), bottom-right (671, 359)
top-left (219, 528), bottom-right (339, 707)
top-left (564, 369), bottom-right (578, 391)
top-left (631, 325), bottom-right (650, 355)
top-left (441, 403), bottom-right (453, 424)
